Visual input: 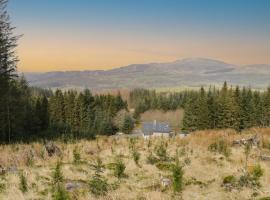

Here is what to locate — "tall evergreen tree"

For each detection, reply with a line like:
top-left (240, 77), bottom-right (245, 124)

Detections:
top-left (216, 82), bottom-right (238, 129)
top-left (262, 88), bottom-right (270, 126)
top-left (197, 87), bottom-right (210, 130)
top-left (0, 0), bottom-right (20, 143)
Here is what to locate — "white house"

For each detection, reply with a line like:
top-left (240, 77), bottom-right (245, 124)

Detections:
top-left (142, 120), bottom-right (171, 139)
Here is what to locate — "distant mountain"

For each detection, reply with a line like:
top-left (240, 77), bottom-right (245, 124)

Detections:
top-left (23, 58), bottom-right (270, 90)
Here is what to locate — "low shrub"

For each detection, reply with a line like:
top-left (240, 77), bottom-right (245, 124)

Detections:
top-left (172, 159), bottom-right (184, 193)
top-left (52, 162), bottom-right (64, 185)
top-left (154, 141), bottom-right (169, 161)
top-left (19, 172), bottom-right (28, 193)
top-left (53, 184), bottom-right (70, 200)
top-left (262, 138), bottom-right (270, 150)
top-left (73, 147), bottom-right (81, 164)
top-left (155, 162), bottom-right (173, 171)
top-left (113, 156), bottom-right (126, 179)
top-left (258, 197), bottom-right (270, 200)
top-left (146, 151), bottom-right (158, 165)
top-left (89, 176), bottom-right (108, 196)
top-left (223, 175), bottom-right (237, 185)
top-left (208, 139), bottom-right (231, 158)
top-left (250, 164), bottom-right (264, 181)
top-left (132, 150), bottom-right (141, 166)
top-left (89, 157), bottom-right (108, 196)
top-left (0, 182), bottom-right (5, 193)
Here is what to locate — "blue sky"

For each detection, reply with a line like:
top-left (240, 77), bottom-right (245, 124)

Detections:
top-left (7, 0), bottom-right (270, 72)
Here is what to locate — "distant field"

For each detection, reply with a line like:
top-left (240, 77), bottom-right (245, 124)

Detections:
top-left (140, 109), bottom-right (184, 131)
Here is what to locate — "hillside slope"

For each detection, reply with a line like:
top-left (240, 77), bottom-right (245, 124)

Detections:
top-left (24, 58), bottom-right (270, 90)
top-left (0, 128), bottom-right (270, 199)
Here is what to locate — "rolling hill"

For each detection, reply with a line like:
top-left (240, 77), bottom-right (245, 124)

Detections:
top-left (23, 58), bottom-right (270, 90)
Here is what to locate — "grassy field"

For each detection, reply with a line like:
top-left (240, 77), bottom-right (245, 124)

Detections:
top-left (0, 128), bottom-right (270, 200)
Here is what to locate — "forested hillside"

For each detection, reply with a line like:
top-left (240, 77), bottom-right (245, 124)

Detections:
top-left (130, 84), bottom-right (270, 131)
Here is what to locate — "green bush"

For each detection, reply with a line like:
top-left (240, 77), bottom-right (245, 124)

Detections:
top-left (132, 150), bottom-right (141, 166)
top-left (258, 197), bottom-right (270, 200)
top-left (251, 164), bottom-right (264, 181)
top-left (26, 151), bottom-right (34, 167)
top-left (89, 157), bottom-right (108, 196)
top-left (238, 174), bottom-right (253, 187)
top-left (172, 159), bottom-right (184, 193)
top-left (208, 139), bottom-right (231, 157)
top-left (238, 164), bottom-right (264, 188)
top-left (113, 157), bottom-right (126, 178)
top-left (146, 151), bottom-right (158, 165)
top-left (0, 182), bottom-right (5, 193)
top-left (52, 162), bottom-right (64, 185)
top-left (53, 184), bottom-right (70, 200)
top-left (129, 138), bottom-right (137, 151)
top-left (89, 176), bottom-right (108, 196)
top-left (19, 173), bottom-right (28, 193)
top-left (262, 138), bottom-right (270, 150)
top-left (223, 175), bottom-right (237, 185)
top-left (155, 162), bottom-right (173, 171)
top-left (73, 147), bottom-right (81, 164)
top-left (154, 141), bottom-right (168, 161)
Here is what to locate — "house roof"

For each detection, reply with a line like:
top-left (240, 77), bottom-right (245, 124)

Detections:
top-left (142, 121), bottom-right (171, 135)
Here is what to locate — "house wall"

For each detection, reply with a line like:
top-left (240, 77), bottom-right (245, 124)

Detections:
top-left (143, 135), bottom-right (151, 139)
top-left (152, 132), bottom-right (170, 137)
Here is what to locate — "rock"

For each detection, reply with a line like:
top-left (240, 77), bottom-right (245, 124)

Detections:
top-left (7, 166), bottom-right (19, 174)
top-left (45, 142), bottom-right (61, 157)
top-left (232, 135), bottom-right (260, 147)
top-left (261, 155), bottom-right (270, 161)
top-left (161, 177), bottom-right (172, 188)
top-left (0, 165), bottom-right (6, 175)
top-left (65, 181), bottom-right (85, 191)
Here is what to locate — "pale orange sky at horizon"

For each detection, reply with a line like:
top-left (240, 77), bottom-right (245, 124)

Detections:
top-left (17, 33), bottom-right (270, 72)
top-left (9, 0), bottom-right (270, 72)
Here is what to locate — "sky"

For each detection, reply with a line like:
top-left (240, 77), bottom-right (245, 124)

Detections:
top-left (8, 0), bottom-right (270, 72)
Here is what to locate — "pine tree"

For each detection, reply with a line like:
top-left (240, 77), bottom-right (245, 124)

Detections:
top-left (121, 114), bottom-right (134, 134)
top-left (253, 91), bottom-right (263, 126)
top-left (216, 82), bottom-right (238, 129)
top-left (182, 94), bottom-right (199, 131)
top-left (207, 87), bottom-right (219, 129)
top-left (40, 95), bottom-right (49, 130)
top-left (0, 0), bottom-right (20, 143)
top-left (262, 88), bottom-right (270, 126)
top-left (233, 85), bottom-right (242, 131)
top-left (197, 87), bottom-right (210, 130)
top-left (240, 88), bottom-right (256, 129)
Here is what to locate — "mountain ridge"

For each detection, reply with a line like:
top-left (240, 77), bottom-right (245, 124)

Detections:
top-left (23, 58), bottom-right (270, 90)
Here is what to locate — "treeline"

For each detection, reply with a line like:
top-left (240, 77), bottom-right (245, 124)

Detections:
top-left (48, 89), bottom-right (127, 138)
top-left (130, 83), bottom-right (270, 132)
top-left (0, 80), bottom-right (129, 143)
top-left (183, 82), bottom-right (270, 131)
top-left (130, 88), bottom-right (192, 118)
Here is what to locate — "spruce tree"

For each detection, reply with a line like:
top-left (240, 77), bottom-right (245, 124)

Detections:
top-left (121, 114), bottom-right (134, 134)
top-left (182, 94), bottom-right (199, 131)
top-left (262, 87), bottom-right (270, 126)
top-left (207, 87), bottom-right (219, 129)
top-left (197, 87), bottom-right (210, 130)
top-left (0, 0), bottom-right (20, 143)
top-left (216, 82), bottom-right (238, 129)
top-left (241, 88), bottom-right (255, 129)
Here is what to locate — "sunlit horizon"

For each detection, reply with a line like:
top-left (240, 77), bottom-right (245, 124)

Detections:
top-left (8, 0), bottom-right (270, 72)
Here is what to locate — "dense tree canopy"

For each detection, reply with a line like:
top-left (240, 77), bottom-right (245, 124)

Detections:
top-left (130, 83), bottom-right (270, 132)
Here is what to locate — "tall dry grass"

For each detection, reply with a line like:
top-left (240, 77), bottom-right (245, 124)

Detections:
top-left (0, 128), bottom-right (270, 199)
